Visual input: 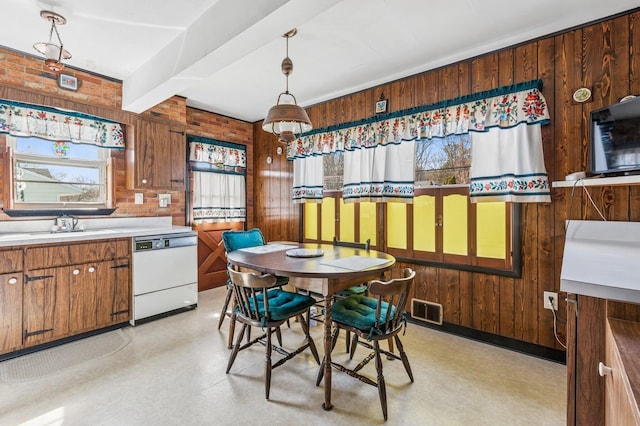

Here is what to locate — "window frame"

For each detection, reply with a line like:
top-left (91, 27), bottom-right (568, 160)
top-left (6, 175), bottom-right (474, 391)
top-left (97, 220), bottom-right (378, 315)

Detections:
top-left (302, 187), bottom-right (521, 278)
top-left (2, 135), bottom-right (116, 216)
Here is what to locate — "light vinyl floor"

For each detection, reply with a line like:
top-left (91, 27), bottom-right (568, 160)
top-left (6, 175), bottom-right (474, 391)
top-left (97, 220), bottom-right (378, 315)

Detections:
top-left (0, 287), bottom-right (566, 426)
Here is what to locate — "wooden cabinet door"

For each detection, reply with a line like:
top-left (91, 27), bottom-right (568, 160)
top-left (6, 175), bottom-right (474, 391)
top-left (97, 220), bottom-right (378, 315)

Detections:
top-left (23, 267), bottom-right (70, 347)
top-left (69, 264), bottom-right (98, 332)
top-left (133, 118), bottom-right (171, 188)
top-left (169, 126), bottom-right (186, 190)
top-left (0, 272), bottom-right (23, 354)
top-left (96, 259), bottom-right (131, 326)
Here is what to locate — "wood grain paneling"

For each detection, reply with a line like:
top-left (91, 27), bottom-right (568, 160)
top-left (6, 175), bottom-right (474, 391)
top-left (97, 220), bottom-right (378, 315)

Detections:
top-left (249, 10), bottom-right (640, 423)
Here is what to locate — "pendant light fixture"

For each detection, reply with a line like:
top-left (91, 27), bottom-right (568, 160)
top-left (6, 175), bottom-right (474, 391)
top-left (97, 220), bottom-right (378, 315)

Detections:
top-left (262, 28), bottom-right (312, 144)
top-left (33, 10), bottom-right (72, 73)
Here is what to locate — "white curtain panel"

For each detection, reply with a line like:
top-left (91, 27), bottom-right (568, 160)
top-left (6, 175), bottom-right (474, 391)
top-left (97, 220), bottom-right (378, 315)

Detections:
top-left (192, 171), bottom-right (246, 222)
top-left (293, 155), bottom-right (324, 203)
top-left (469, 124), bottom-right (550, 203)
top-left (343, 141), bottom-right (415, 203)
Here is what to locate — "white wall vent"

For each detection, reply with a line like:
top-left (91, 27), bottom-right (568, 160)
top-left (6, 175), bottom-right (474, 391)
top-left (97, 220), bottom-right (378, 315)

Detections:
top-left (411, 298), bottom-right (443, 325)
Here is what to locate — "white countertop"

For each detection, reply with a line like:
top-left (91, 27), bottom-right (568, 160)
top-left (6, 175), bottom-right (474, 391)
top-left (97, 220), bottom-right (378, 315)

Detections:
top-left (0, 217), bottom-right (195, 247)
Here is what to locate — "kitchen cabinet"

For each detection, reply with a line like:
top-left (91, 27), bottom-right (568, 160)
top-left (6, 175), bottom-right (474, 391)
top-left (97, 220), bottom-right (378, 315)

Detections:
top-left (23, 266), bottom-right (70, 347)
top-left (127, 117), bottom-right (186, 190)
top-left (0, 249), bottom-right (23, 354)
top-left (567, 295), bottom-right (640, 425)
top-left (0, 238), bottom-right (132, 355)
top-left (602, 318), bottom-right (640, 425)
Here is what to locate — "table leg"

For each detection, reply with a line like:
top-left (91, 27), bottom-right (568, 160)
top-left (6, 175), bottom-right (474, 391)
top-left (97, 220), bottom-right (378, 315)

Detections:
top-left (322, 294), bottom-right (333, 411)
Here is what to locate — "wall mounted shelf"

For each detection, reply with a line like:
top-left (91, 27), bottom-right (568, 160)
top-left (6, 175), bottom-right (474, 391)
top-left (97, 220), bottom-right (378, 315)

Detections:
top-left (552, 174), bottom-right (640, 188)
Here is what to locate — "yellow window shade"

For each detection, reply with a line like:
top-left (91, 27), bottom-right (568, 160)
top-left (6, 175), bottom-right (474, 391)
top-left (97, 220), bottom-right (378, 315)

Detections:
top-left (321, 197), bottom-right (336, 242)
top-left (359, 202), bottom-right (377, 245)
top-left (413, 195), bottom-right (436, 252)
top-left (477, 202), bottom-right (506, 259)
top-left (443, 194), bottom-right (467, 255)
top-left (304, 202), bottom-right (318, 240)
top-left (387, 203), bottom-right (407, 249)
top-left (339, 198), bottom-right (355, 242)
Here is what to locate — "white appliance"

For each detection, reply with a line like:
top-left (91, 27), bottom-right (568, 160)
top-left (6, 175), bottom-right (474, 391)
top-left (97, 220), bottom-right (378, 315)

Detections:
top-left (561, 220), bottom-right (640, 303)
top-left (131, 232), bottom-right (198, 325)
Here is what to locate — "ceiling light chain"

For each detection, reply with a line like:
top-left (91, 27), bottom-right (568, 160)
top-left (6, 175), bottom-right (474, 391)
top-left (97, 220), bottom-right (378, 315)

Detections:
top-left (262, 28), bottom-right (312, 144)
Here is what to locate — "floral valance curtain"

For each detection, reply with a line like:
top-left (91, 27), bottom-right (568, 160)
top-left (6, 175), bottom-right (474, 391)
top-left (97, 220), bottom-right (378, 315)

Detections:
top-left (288, 79), bottom-right (550, 203)
top-left (0, 100), bottom-right (124, 148)
top-left (188, 135), bottom-right (246, 174)
top-left (188, 135), bottom-right (246, 222)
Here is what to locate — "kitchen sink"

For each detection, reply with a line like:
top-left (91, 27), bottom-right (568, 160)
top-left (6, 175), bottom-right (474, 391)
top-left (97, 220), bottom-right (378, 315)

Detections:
top-left (0, 229), bottom-right (118, 242)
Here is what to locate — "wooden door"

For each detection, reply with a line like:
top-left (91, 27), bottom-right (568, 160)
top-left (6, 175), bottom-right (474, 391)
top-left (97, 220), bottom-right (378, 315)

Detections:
top-left (0, 272), bottom-right (23, 354)
top-left (69, 264), bottom-right (98, 332)
top-left (96, 259), bottom-right (131, 326)
top-left (23, 267), bottom-right (70, 347)
top-left (193, 221), bottom-right (243, 291)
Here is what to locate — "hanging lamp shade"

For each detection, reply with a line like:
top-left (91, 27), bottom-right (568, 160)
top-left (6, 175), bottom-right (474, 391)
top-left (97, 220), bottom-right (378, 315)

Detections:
top-left (33, 10), bottom-right (72, 72)
top-left (262, 29), bottom-right (312, 144)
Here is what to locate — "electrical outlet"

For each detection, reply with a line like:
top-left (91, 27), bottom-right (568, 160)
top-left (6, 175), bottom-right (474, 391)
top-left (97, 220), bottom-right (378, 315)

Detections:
top-left (544, 291), bottom-right (558, 310)
top-left (134, 193), bottom-right (143, 204)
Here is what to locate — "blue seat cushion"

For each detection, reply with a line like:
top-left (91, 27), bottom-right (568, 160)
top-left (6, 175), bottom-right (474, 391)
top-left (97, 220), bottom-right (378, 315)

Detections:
top-left (332, 295), bottom-right (395, 331)
top-left (249, 289), bottom-right (316, 321)
top-left (222, 229), bottom-right (265, 252)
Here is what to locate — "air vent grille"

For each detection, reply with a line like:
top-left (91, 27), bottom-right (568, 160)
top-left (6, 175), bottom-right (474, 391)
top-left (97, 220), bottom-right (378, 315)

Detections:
top-left (411, 298), bottom-right (443, 325)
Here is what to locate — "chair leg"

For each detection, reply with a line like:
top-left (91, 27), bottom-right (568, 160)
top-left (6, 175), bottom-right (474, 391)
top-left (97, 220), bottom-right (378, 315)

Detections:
top-left (394, 334), bottom-right (414, 382)
top-left (318, 327), bottom-right (340, 386)
top-left (227, 312), bottom-right (236, 349)
top-left (226, 323), bottom-right (247, 373)
top-left (265, 327), bottom-right (273, 400)
top-left (297, 312), bottom-right (320, 365)
top-left (374, 341), bottom-right (388, 421)
top-left (217, 285), bottom-right (233, 330)
top-left (345, 330), bottom-right (351, 353)
top-left (349, 334), bottom-right (359, 360)
top-left (275, 326), bottom-right (283, 347)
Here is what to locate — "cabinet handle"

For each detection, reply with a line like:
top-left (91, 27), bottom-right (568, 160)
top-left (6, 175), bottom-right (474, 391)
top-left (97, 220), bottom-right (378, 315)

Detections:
top-left (8, 277), bottom-right (17, 284)
top-left (142, 178), bottom-right (148, 184)
top-left (88, 266), bottom-right (96, 273)
top-left (73, 269), bottom-right (80, 275)
top-left (598, 361), bottom-right (612, 377)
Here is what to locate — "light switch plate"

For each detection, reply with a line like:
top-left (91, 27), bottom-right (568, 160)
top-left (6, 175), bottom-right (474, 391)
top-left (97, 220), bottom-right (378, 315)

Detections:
top-left (134, 193), bottom-right (143, 204)
top-left (159, 194), bottom-right (171, 207)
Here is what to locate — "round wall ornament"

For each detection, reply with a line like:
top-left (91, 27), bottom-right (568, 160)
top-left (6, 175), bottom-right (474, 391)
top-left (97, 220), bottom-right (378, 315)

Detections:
top-left (573, 87), bottom-right (592, 103)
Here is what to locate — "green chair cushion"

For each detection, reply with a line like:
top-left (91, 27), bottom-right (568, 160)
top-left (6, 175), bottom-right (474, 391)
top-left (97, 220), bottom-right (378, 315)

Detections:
top-left (337, 284), bottom-right (368, 296)
top-left (332, 294), bottom-right (395, 331)
top-left (250, 289), bottom-right (316, 321)
top-left (222, 228), bottom-right (265, 252)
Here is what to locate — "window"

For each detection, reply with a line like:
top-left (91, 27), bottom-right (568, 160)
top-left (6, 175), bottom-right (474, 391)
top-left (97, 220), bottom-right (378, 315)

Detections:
top-left (7, 136), bottom-right (112, 209)
top-left (302, 133), bottom-right (520, 276)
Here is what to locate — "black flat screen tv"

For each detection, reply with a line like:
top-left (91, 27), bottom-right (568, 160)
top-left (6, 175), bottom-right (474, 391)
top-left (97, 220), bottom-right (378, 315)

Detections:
top-left (590, 96), bottom-right (640, 176)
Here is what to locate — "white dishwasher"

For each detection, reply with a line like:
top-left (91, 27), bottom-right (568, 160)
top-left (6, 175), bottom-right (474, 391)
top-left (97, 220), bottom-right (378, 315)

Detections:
top-left (131, 232), bottom-right (198, 325)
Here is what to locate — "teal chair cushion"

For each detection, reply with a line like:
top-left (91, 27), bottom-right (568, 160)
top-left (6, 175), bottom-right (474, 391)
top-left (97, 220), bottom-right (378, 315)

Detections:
top-left (250, 289), bottom-right (316, 321)
top-left (332, 294), bottom-right (395, 332)
top-left (222, 228), bottom-right (265, 252)
top-left (337, 284), bottom-right (368, 296)
top-left (222, 229), bottom-right (289, 286)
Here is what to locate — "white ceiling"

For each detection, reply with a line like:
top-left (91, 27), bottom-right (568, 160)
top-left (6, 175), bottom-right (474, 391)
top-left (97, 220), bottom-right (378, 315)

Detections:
top-left (2, 0), bottom-right (639, 123)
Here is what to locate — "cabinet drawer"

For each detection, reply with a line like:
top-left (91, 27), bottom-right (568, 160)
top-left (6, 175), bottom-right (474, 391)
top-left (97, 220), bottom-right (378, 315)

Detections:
top-left (0, 249), bottom-right (23, 274)
top-left (25, 245), bottom-right (70, 269)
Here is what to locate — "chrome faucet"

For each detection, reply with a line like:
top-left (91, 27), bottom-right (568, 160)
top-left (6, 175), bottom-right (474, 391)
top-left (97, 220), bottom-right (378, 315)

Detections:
top-left (52, 214), bottom-right (79, 233)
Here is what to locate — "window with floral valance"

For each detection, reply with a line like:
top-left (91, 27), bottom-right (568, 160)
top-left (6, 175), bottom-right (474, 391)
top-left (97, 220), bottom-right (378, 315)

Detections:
top-left (188, 135), bottom-right (246, 223)
top-left (0, 100), bottom-right (124, 148)
top-left (288, 79), bottom-right (551, 204)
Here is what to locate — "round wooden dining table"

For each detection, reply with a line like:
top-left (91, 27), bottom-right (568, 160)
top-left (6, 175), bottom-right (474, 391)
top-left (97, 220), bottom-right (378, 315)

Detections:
top-left (226, 242), bottom-right (396, 411)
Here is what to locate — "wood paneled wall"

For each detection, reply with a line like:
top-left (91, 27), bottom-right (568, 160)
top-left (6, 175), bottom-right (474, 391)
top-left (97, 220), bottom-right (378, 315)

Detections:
top-left (253, 9), bottom-right (640, 354)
